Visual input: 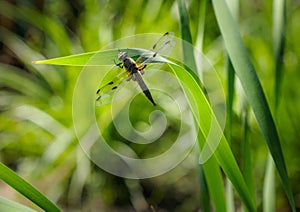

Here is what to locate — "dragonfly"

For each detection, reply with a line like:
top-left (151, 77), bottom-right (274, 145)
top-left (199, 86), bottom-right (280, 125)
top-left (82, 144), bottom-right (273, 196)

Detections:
top-left (96, 32), bottom-right (175, 106)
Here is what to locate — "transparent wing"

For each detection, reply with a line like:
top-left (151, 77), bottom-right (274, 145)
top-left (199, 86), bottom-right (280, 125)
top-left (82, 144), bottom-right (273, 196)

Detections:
top-left (96, 66), bottom-right (130, 105)
top-left (136, 32), bottom-right (175, 66)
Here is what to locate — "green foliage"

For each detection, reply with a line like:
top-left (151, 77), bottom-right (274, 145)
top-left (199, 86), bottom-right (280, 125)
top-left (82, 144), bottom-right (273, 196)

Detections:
top-left (0, 196), bottom-right (37, 212)
top-left (212, 0), bottom-right (295, 210)
top-left (0, 0), bottom-right (299, 211)
top-left (0, 163), bottom-right (60, 212)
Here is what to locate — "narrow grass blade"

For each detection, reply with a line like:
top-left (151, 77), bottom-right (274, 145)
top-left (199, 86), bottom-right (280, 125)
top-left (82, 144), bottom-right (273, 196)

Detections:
top-left (177, 0), bottom-right (197, 73)
top-left (0, 162), bottom-right (61, 212)
top-left (177, 1), bottom-right (225, 210)
top-left (263, 154), bottom-right (275, 212)
top-left (168, 63), bottom-right (255, 211)
top-left (224, 0), bottom-right (239, 210)
top-left (273, 0), bottom-right (286, 110)
top-left (196, 0), bottom-right (207, 52)
top-left (0, 197), bottom-right (37, 212)
top-left (195, 5), bottom-right (211, 208)
top-left (202, 157), bottom-right (226, 212)
top-left (262, 0), bottom-right (287, 210)
top-left (226, 58), bottom-right (235, 146)
top-left (241, 103), bottom-right (256, 203)
top-left (225, 180), bottom-right (234, 212)
top-left (198, 164), bottom-right (211, 212)
top-left (212, 0), bottom-right (295, 210)
top-left (198, 122), bottom-right (226, 211)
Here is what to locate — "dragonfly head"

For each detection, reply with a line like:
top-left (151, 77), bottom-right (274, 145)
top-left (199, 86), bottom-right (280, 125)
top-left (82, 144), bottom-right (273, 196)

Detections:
top-left (118, 51), bottom-right (129, 61)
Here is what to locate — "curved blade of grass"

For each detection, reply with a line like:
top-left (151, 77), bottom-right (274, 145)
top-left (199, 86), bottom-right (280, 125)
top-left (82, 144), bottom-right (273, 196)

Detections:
top-left (177, 1), bottom-right (225, 210)
top-left (0, 197), bottom-right (37, 212)
top-left (168, 63), bottom-right (255, 211)
top-left (212, 0), bottom-right (295, 210)
top-left (0, 162), bottom-right (61, 212)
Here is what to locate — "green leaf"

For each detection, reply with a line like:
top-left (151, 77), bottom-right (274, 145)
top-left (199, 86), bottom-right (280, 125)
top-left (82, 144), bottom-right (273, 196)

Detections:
top-left (0, 197), bottom-right (37, 212)
top-left (241, 103), bottom-right (256, 203)
top-left (177, 0), bottom-right (197, 72)
top-left (168, 63), bottom-right (255, 211)
top-left (212, 0), bottom-right (295, 210)
top-left (177, 1), bottom-right (225, 210)
top-left (263, 155), bottom-right (275, 212)
top-left (262, 0), bottom-right (287, 210)
top-left (33, 49), bottom-right (167, 66)
top-left (33, 51), bottom-right (102, 66)
top-left (273, 0), bottom-right (286, 110)
top-left (224, 0), bottom-right (238, 208)
top-left (198, 165), bottom-right (211, 212)
top-left (0, 162), bottom-right (61, 212)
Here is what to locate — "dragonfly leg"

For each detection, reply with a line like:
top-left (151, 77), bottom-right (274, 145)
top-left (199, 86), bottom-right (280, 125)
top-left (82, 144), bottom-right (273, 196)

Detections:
top-left (126, 74), bottom-right (133, 81)
top-left (127, 73), bottom-right (137, 81)
top-left (138, 64), bottom-right (146, 75)
top-left (131, 75), bottom-right (137, 81)
top-left (114, 59), bottom-right (123, 68)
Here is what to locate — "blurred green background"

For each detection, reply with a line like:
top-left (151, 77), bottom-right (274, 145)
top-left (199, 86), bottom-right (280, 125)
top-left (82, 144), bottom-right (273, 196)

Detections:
top-left (0, 0), bottom-right (300, 211)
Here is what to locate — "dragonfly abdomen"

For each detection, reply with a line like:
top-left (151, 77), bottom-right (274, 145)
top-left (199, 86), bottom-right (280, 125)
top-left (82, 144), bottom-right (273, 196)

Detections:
top-left (133, 72), bottom-right (156, 106)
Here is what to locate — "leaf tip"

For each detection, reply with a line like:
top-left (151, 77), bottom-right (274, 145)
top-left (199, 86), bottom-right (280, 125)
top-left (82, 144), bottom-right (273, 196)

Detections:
top-left (32, 60), bottom-right (42, 64)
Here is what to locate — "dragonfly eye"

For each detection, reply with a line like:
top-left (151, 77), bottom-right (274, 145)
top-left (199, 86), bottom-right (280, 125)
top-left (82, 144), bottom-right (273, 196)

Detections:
top-left (118, 51), bottom-right (128, 61)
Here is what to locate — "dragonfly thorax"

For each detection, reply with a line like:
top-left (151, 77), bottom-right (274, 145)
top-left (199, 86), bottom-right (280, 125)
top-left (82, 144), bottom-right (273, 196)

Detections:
top-left (123, 57), bottom-right (138, 74)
